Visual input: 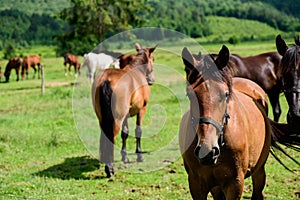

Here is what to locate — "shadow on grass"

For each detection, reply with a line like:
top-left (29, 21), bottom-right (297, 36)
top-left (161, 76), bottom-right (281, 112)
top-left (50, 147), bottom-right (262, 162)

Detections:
top-left (33, 156), bottom-right (107, 180)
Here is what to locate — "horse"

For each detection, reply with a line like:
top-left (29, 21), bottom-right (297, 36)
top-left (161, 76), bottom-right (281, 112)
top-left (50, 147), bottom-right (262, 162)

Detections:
top-left (63, 53), bottom-right (81, 77)
top-left (194, 51), bottom-right (282, 122)
top-left (4, 56), bottom-right (23, 82)
top-left (276, 35), bottom-right (300, 130)
top-left (92, 43), bottom-right (157, 177)
top-left (119, 43), bottom-right (144, 69)
top-left (179, 45), bottom-right (287, 199)
top-left (22, 55), bottom-right (41, 80)
top-left (82, 52), bottom-right (120, 83)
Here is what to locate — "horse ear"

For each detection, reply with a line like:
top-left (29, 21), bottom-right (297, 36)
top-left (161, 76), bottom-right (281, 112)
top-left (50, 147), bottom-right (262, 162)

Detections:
top-left (276, 35), bottom-right (288, 56)
top-left (149, 44), bottom-right (157, 54)
top-left (193, 51), bottom-right (202, 61)
top-left (182, 47), bottom-right (196, 76)
top-left (215, 45), bottom-right (229, 70)
top-left (135, 42), bottom-right (141, 52)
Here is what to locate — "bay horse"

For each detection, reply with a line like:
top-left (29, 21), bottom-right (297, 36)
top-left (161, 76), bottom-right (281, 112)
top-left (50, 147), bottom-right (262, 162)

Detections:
top-left (92, 43), bottom-right (157, 177)
top-left (22, 54), bottom-right (41, 80)
top-left (194, 51), bottom-right (282, 121)
top-left (4, 56), bottom-right (23, 82)
top-left (276, 35), bottom-right (300, 130)
top-left (82, 52), bottom-right (120, 83)
top-left (180, 45), bottom-right (283, 199)
top-left (63, 53), bottom-right (81, 76)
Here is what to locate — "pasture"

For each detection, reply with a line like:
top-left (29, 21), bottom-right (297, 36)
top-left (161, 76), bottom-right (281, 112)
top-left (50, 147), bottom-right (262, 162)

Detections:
top-left (0, 40), bottom-right (299, 199)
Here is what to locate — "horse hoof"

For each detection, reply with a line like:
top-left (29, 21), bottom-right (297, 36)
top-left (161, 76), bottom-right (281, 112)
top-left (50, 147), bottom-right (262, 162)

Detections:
top-left (105, 164), bottom-right (114, 178)
top-left (136, 154), bottom-right (144, 162)
top-left (122, 157), bottom-right (130, 164)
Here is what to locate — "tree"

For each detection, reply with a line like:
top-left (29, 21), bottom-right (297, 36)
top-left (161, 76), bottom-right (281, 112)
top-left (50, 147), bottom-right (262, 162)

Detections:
top-left (55, 0), bottom-right (151, 56)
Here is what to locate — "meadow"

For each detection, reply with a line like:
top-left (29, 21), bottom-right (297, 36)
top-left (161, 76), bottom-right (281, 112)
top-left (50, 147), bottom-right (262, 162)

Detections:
top-left (0, 40), bottom-right (299, 199)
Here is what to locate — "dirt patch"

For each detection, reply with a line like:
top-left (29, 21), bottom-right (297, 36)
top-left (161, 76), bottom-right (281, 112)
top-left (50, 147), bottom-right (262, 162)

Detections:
top-left (45, 81), bottom-right (72, 87)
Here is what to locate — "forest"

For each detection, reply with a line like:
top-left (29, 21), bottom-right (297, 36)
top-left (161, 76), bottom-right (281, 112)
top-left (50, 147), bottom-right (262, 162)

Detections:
top-left (0, 0), bottom-right (299, 55)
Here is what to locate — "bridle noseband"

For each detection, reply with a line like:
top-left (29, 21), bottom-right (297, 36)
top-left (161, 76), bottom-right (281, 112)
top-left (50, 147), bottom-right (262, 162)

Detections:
top-left (191, 92), bottom-right (230, 147)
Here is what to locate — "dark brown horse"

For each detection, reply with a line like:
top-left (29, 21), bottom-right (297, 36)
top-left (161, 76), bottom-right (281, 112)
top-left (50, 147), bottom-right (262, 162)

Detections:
top-left (92, 43), bottom-right (157, 177)
top-left (230, 52), bottom-right (282, 122)
top-left (195, 50), bottom-right (282, 121)
top-left (179, 45), bottom-right (294, 199)
top-left (63, 53), bottom-right (81, 76)
top-left (22, 55), bottom-right (41, 80)
top-left (4, 56), bottom-right (23, 82)
top-left (276, 35), bottom-right (300, 130)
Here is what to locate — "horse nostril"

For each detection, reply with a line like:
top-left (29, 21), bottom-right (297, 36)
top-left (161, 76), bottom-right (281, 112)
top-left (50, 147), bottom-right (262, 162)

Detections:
top-left (194, 145), bottom-right (201, 157)
top-left (212, 147), bottom-right (220, 159)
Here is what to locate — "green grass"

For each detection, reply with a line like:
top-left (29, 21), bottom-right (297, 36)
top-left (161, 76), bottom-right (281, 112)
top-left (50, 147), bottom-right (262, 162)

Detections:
top-left (0, 42), bottom-right (299, 199)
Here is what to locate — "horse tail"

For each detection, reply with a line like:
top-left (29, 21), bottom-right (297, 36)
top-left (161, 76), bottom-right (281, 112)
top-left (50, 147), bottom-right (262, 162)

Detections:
top-left (269, 119), bottom-right (300, 171)
top-left (99, 80), bottom-right (114, 164)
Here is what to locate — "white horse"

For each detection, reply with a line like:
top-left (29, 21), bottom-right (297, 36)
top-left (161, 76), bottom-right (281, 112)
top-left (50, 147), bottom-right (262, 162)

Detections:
top-left (82, 52), bottom-right (120, 83)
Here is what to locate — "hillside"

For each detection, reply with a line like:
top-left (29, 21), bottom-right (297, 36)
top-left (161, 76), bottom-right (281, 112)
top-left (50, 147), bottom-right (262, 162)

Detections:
top-left (203, 16), bottom-right (283, 43)
top-left (0, 0), bottom-right (299, 53)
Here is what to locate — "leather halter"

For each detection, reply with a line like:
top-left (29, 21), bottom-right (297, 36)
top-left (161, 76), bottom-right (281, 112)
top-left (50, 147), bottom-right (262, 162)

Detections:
top-left (191, 92), bottom-right (230, 147)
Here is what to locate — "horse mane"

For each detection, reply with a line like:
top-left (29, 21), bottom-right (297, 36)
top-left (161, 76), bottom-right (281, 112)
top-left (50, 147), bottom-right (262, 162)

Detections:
top-left (280, 44), bottom-right (300, 74)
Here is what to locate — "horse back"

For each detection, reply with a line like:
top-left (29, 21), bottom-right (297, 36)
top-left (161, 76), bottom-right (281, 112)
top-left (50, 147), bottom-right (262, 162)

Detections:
top-left (231, 52), bottom-right (281, 90)
top-left (24, 55), bottom-right (41, 66)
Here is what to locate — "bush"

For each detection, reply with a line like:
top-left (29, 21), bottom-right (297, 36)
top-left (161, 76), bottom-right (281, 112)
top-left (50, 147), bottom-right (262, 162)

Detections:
top-left (228, 36), bottom-right (240, 44)
top-left (3, 44), bottom-right (16, 59)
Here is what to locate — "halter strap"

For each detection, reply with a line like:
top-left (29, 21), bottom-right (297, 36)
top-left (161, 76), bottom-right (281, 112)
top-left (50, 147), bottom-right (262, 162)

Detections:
top-left (191, 92), bottom-right (230, 147)
top-left (284, 87), bottom-right (300, 93)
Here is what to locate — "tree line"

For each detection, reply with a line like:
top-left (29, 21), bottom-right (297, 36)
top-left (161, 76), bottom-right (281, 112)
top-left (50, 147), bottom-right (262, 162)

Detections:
top-left (0, 0), bottom-right (299, 57)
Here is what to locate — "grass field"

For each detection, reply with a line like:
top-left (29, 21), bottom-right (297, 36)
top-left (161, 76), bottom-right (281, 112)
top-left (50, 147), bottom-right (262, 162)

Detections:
top-left (0, 40), bottom-right (299, 199)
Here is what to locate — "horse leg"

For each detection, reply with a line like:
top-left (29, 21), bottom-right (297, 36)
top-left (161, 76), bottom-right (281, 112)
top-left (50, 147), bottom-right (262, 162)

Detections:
top-left (135, 110), bottom-right (146, 162)
top-left (121, 116), bottom-right (130, 163)
top-left (223, 174), bottom-right (244, 199)
top-left (188, 175), bottom-right (209, 200)
top-left (32, 65), bottom-right (37, 79)
top-left (210, 186), bottom-right (225, 200)
top-left (64, 64), bottom-right (68, 76)
top-left (251, 166), bottom-right (266, 200)
top-left (15, 68), bottom-right (19, 81)
top-left (69, 64), bottom-right (72, 76)
top-left (268, 88), bottom-right (281, 122)
top-left (100, 128), bottom-right (115, 178)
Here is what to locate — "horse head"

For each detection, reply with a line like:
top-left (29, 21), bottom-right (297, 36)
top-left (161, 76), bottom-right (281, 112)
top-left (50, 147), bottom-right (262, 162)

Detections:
top-left (132, 43), bottom-right (157, 85)
top-left (276, 35), bottom-right (300, 127)
top-left (182, 45), bottom-right (234, 165)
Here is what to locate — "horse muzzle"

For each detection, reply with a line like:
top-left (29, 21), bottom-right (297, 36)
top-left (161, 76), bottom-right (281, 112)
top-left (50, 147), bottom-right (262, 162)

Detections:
top-left (146, 76), bottom-right (155, 85)
top-left (194, 145), bottom-right (220, 165)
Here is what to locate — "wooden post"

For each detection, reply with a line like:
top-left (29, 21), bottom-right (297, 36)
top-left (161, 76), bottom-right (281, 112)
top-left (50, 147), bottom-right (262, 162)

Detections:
top-left (41, 65), bottom-right (45, 95)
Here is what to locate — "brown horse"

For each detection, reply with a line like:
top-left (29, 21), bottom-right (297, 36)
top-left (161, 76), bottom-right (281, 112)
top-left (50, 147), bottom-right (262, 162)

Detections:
top-left (119, 43), bottom-right (147, 69)
top-left (22, 55), bottom-right (41, 80)
top-left (180, 45), bottom-right (289, 199)
top-left (276, 35), bottom-right (300, 130)
top-left (63, 53), bottom-right (81, 76)
top-left (92, 43), bottom-right (157, 177)
top-left (195, 51), bottom-right (282, 121)
top-left (4, 56), bottom-right (23, 82)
